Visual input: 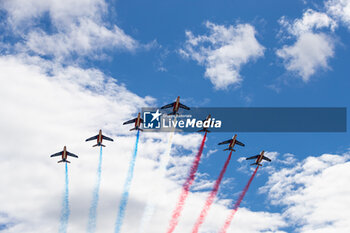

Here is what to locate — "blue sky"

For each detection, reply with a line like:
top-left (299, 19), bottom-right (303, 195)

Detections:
top-left (96, 0), bottom-right (350, 217)
top-left (1, 0), bottom-right (350, 232)
top-left (96, 0), bottom-right (350, 154)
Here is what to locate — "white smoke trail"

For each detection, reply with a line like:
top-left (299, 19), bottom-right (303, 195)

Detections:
top-left (137, 130), bottom-right (175, 233)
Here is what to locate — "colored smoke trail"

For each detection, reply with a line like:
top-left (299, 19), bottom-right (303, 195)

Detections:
top-left (219, 166), bottom-right (259, 233)
top-left (87, 146), bottom-right (103, 233)
top-left (137, 131), bottom-right (176, 233)
top-left (166, 132), bottom-right (208, 233)
top-left (191, 151), bottom-right (233, 233)
top-left (137, 201), bottom-right (155, 233)
top-left (59, 163), bottom-right (70, 233)
top-left (114, 130), bottom-right (140, 233)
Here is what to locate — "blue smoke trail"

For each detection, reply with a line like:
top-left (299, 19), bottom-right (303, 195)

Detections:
top-left (114, 130), bottom-right (140, 233)
top-left (59, 163), bottom-right (70, 233)
top-left (87, 146), bottom-right (103, 233)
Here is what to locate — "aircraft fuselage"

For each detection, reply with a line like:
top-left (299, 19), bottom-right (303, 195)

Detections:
top-left (135, 112), bottom-right (142, 129)
top-left (228, 134), bottom-right (237, 149)
top-left (172, 96), bottom-right (180, 114)
top-left (62, 146), bottom-right (68, 161)
top-left (97, 130), bottom-right (103, 144)
top-left (255, 151), bottom-right (265, 164)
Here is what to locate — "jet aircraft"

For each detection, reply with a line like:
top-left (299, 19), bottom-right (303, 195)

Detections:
top-left (123, 112), bottom-right (144, 131)
top-left (197, 114), bottom-right (212, 133)
top-left (85, 129), bottom-right (113, 147)
top-left (50, 146), bottom-right (78, 163)
top-left (160, 96), bottom-right (190, 115)
top-left (246, 150), bottom-right (271, 166)
top-left (218, 134), bottom-right (245, 151)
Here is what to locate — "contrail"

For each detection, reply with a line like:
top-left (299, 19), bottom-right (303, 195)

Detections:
top-left (191, 151), bottom-right (233, 233)
top-left (114, 130), bottom-right (141, 233)
top-left (87, 146), bottom-right (103, 233)
top-left (137, 130), bottom-right (175, 233)
top-left (59, 163), bottom-right (70, 233)
top-left (219, 166), bottom-right (259, 233)
top-left (166, 132), bottom-right (208, 233)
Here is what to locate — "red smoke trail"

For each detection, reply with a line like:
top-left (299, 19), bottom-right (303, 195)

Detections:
top-left (166, 132), bottom-right (208, 233)
top-left (220, 166), bottom-right (259, 233)
top-left (191, 151), bottom-right (233, 233)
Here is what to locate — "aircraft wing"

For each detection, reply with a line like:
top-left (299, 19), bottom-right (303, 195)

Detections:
top-left (102, 135), bottom-right (114, 141)
top-left (85, 135), bottom-right (98, 142)
top-left (246, 155), bottom-right (259, 160)
top-left (236, 140), bottom-right (245, 147)
top-left (179, 103), bottom-right (190, 110)
top-left (160, 102), bottom-right (175, 109)
top-left (123, 118), bottom-right (137, 125)
top-left (263, 156), bottom-right (272, 162)
top-left (50, 151), bottom-right (63, 157)
top-left (218, 139), bottom-right (232, 145)
top-left (67, 151), bottom-right (78, 158)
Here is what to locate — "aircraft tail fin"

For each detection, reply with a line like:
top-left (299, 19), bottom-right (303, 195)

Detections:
top-left (223, 148), bottom-right (235, 152)
top-left (93, 143), bottom-right (105, 147)
top-left (58, 160), bottom-right (70, 163)
top-left (167, 111), bottom-right (178, 116)
top-left (250, 163), bottom-right (261, 166)
top-left (197, 129), bottom-right (210, 133)
top-left (130, 128), bottom-right (143, 131)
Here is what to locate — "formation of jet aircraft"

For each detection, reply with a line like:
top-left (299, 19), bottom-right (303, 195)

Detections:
top-left (50, 130), bottom-right (113, 163)
top-left (50, 96), bottom-right (271, 167)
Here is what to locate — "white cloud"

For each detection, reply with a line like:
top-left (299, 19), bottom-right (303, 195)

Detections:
top-left (0, 0), bottom-right (138, 60)
top-left (0, 54), bottom-right (150, 233)
top-left (326, 0), bottom-right (350, 29)
top-left (277, 10), bottom-right (337, 81)
top-left (261, 153), bottom-right (350, 232)
top-left (1, 0), bottom-right (105, 26)
top-left (279, 9), bottom-right (337, 36)
top-left (180, 21), bottom-right (265, 90)
top-left (21, 19), bottom-right (138, 58)
top-left (277, 32), bottom-right (334, 81)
